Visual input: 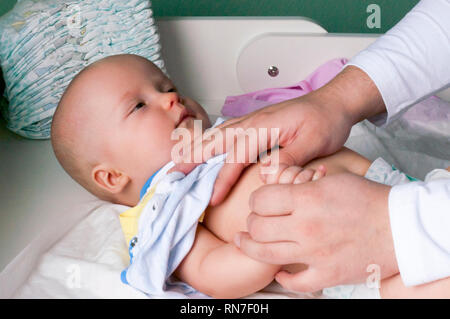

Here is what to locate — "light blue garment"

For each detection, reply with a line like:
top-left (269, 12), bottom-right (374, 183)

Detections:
top-left (122, 154), bottom-right (226, 298)
top-left (122, 118), bottom-right (227, 298)
top-left (0, 0), bottom-right (165, 139)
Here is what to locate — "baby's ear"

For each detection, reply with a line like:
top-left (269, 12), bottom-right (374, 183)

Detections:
top-left (91, 164), bottom-right (130, 194)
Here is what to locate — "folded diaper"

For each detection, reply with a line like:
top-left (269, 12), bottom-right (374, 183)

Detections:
top-left (0, 0), bottom-right (165, 139)
top-left (119, 118), bottom-right (226, 298)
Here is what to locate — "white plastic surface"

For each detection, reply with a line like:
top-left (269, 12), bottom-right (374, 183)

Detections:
top-left (0, 118), bottom-right (98, 271)
top-left (157, 17), bottom-right (327, 115)
top-left (237, 33), bottom-right (377, 92)
top-left (237, 33), bottom-right (450, 100)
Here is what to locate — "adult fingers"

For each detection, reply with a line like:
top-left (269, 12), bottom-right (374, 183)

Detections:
top-left (209, 162), bottom-right (246, 206)
top-left (234, 232), bottom-right (305, 265)
top-left (169, 162), bottom-right (200, 175)
top-left (275, 269), bottom-right (326, 293)
top-left (246, 212), bottom-right (295, 243)
top-left (259, 148), bottom-right (298, 183)
top-left (210, 128), bottom-right (274, 205)
top-left (249, 184), bottom-right (296, 216)
top-left (171, 115), bottom-right (273, 180)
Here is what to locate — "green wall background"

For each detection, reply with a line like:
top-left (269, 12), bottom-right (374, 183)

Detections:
top-left (152, 0), bottom-right (419, 34)
top-left (1, 0), bottom-right (419, 33)
top-left (0, 0), bottom-right (419, 100)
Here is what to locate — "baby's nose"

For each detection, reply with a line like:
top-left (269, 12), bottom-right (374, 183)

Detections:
top-left (161, 92), bottom-right (180, 110)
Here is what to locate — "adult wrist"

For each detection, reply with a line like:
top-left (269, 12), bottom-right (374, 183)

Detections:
top-left (319, 65), bottom-right (387, 125)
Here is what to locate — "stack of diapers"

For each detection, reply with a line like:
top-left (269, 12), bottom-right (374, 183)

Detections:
top-left (0, 0), bottom-right (165, 139)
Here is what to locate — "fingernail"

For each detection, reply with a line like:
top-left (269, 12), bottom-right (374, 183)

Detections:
top-left (312, 171), bottom-right (320, 181)
top-left (234, 233), bottom-right (241, 248)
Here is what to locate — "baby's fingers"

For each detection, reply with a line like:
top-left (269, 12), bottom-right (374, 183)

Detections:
top-left (260, 163), bottom-right (289, 184)
top-left (278, 166), bottom-right (304, 184)
top-left (312, 165), bottom-right (327, 181)
top-left (293, 169), bottom-right (315, 184)
top-left (293, 165), bottom-right (327, 184)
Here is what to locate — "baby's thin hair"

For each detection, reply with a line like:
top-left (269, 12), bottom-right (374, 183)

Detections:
top-left (51, 62), bottom-right (114, 202)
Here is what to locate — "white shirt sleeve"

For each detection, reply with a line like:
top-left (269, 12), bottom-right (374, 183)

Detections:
top-left (346, 0), bottom-right (450, 286)
top-left (346, 0), bottom-right (450, 126)
top-left (389, 178), bottom-right (450, 286)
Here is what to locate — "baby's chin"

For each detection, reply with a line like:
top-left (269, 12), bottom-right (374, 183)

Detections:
top-left (169, 123), bottom-right (213, 163)
top-left (176, 114), bottom-right (211, 133)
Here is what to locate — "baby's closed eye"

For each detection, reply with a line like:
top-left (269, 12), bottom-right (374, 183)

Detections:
top-left (133, 102), bottom-right (146, 112)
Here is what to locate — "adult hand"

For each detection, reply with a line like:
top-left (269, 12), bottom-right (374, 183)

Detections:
top-left (235, 172), bottom-right (398, 292)
top-left (171, 66), bottom-right (385, 206)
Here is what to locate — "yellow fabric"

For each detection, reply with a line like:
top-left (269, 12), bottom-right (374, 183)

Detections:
top-left (119, 185), bottom-right (206, 245)
top-left (119, 186), bottom-right (156, 245)
top-left (198, 211), bottom-right (205, 223)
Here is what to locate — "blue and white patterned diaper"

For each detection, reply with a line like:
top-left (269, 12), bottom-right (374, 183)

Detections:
top-left (0, 0), bottom-right (164, 139)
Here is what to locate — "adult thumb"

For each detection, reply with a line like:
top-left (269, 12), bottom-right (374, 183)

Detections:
top-left (275, 269), bottom-right (325, 293)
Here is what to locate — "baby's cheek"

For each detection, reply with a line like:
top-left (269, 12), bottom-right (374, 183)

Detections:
top-left (185, 98), bottom-right (210, 127)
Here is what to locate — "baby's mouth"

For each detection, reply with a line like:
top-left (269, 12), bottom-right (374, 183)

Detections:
top-left (176, 109), bottom-right (195, 128)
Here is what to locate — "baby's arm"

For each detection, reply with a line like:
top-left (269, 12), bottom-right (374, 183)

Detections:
top-left (175, 163), bottom-right (327, 299)
top-left (174, 224), bottom-right (280, 299)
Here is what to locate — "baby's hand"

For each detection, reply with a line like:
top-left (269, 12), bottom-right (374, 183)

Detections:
top-left (260, 163), bottom-right (327, 185)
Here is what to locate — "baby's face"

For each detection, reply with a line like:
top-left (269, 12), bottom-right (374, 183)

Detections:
top-left (77, 55), bottom-right (210, 194)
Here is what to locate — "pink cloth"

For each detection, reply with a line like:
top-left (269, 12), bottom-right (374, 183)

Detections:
top-left (222, 58), bottom-right (348, 117)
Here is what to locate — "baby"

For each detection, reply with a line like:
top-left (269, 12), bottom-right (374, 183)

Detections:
top-left (51, 54), bottom-right (450, 298)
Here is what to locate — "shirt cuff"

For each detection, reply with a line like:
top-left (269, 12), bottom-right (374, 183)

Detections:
top-left (389, 180), bottom-right (450, 286)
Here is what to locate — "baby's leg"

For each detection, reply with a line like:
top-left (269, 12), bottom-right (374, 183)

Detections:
top-left (381, 274), bottom-right (450, 298)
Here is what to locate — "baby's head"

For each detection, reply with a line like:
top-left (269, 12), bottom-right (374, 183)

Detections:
top-left (51, 54), bottom-right (210, 206)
